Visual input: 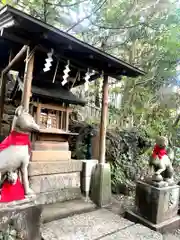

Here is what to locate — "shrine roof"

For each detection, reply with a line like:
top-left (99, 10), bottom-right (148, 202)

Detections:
top-left (0, 5), bottom-right (145, 88)
top-left (10, 75), bottom-right (86, 106)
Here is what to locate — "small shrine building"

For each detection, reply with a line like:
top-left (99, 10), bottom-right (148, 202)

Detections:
top-left (0, 5), bottom-right (145, 207)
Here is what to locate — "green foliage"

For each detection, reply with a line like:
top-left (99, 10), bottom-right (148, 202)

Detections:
top-left (106, 127), bottom-right (151, 194)
top-left (174, 147), bottom-right (180, 163)
top-left (85, 0), bottom-right (180, 129)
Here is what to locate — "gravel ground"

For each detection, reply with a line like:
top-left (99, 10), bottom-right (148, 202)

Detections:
top-left (107, 194), bottom-right (180, 239)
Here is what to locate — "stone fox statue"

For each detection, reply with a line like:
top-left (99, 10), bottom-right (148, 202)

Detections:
top-left (0, 106), bottom-right (40, 197)
top-left (149, 136), bottom-right (174, 185)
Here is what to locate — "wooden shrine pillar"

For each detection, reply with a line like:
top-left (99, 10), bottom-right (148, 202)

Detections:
top-left (99, 75), bottom-right (108, 164)
top-left (90, 74), bottom-right (111, 207)
top-left (21, 47), bottom-right (35, 111)
top-left (0, 45), bottom-right (28, 134)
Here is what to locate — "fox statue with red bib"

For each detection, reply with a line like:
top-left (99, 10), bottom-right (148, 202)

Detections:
top-left (0, 105), bottom-right (40, 202)
top-left (149, 136), bottom-right (175, 187)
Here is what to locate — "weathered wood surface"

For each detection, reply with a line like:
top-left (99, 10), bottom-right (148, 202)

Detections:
top-left (21, 47), bottom-right (34, 111)
top-left (99, 75), bottom-right (109, 164)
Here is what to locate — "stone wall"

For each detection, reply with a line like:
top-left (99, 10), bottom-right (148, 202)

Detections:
top-left (29, 160), bottom-right (83, 204)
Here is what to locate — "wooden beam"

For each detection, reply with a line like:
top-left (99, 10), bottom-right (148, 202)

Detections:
top-left (37, 45), bottom-right (99, 74)
top-left (21, 48), bottom-right (35, 111)
top-left (32, 102), bottom-right (73, 113)
top-left (99, 75), bottom-right (109, 164)
top-left (2, 31), bottom-right (29, 46)
top-left (2, 45), bottom-right (28, 76)
top-left (0, 74), bottom-right (7, 134)
top-left (0, 45), bottom-right (28, 134)
top-left (65, 111), bottom-right (69, 131)
top-left (21, 47), bottom-right (30, 107)
top-left (8, 49), bottom-right (13, 63)
top-left (36, 103), bottom-right (41, 125)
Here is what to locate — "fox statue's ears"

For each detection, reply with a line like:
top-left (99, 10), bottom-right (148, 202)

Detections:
top-left (11, 106), bottom-right (25, 131)
top-left (15, 105), bottom-right (25, 117)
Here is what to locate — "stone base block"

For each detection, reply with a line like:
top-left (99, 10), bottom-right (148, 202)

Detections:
top-left (35, 187), bottom-right (82, 205)
top-left (135, 181), bottom-right (179, 224)
top-left (41, 199), bottom-right (96, 223)
top-left (80, 159), bottom-right (98, 197)
top-left (31, 150), bottom-right (71, 161)
top-left (126, 210), bottom-right (180, 233)
top-left (30, 172), bottom-right (80, 193)
top-left (90, 163), bottom-right (111, 207)
top-left (0, 199), bottom-right (42, 240)
top-left (29, 160), bottom-right (83, 205)
top-left (32, 141), bottom-right (69, 151)
top-left (29, 160), bottom-right (82, 176)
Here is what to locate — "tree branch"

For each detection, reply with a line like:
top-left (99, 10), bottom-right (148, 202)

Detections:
top-left (90, 19), bottom-right (139, 30)
top-left (173, 114), bottom-right (180, 127)
top-left (43, 0), bottom-right (48, 23)
top-left (45, 0), bottom-right (89, 7)
top-left (66, 0), bottom-right (107, 32)
top-left (89, 19), bottom-right (159, 31)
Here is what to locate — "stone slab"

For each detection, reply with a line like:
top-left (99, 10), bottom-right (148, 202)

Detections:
top-left (81, 160), bottom-right (98, 177)
top-left (0, 199), bottom-right (42, 240)
top-left (101, 223), bottom-right (163, 240)
top-left (0, 196), bottom-right (36, 210)
top-left (29, 160), bottom-right (82, 176)
top-left (81, 176), bottom-right (91, 196)
top-left (81, 160), bottom-right (98, 197)
top-left (35, 187), bottom-right (82, 205)
top-left (42, 209), bottom-right (134, 240)
top-left (135, 181), bottom-right (179, 224)
top-left (90, 163), bottom-right (111, 207)
top-left (126, 210), bottom-right (180, 233)
top-left (31, 150), bottom-right (71, 161)
top-left (32, 141), bottom-right (69, 151)
top-left (30, 172), bottom-right (80, 193)
top-left (42, 199), bottom-right (96, 223)
top-left (163, 233), bottom-right (180, 240)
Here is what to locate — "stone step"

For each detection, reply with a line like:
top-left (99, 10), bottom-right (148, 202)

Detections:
top-left (100, 223), bottom-right (163, 240)
top-left (35, 187), bottom-right (82, 205)
top-left (41, 209), bottom-right (162, 240)
top-left (42, 198), bottom-right (97, 223)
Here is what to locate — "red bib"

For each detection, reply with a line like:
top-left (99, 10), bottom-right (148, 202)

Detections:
top-left (152, 144), bottom-right (167, 160)
top-left (0, 178), bottom-right (25, 202)
top-left (0, 131), bottom-right (31, 202)
top-left (0, 130), bottom-right (31, 152)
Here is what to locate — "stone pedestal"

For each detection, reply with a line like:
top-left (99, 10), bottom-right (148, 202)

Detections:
top-left (126, 181), bottom-right (180, 233)
top-left (29, 160), bottom-right (83, 204)
top-left (0, 198), bottom-right (42, 240)
top-left (90, 163), bottom-right (111, 207)
top-left (80, 159), bottom-right (98, 197)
